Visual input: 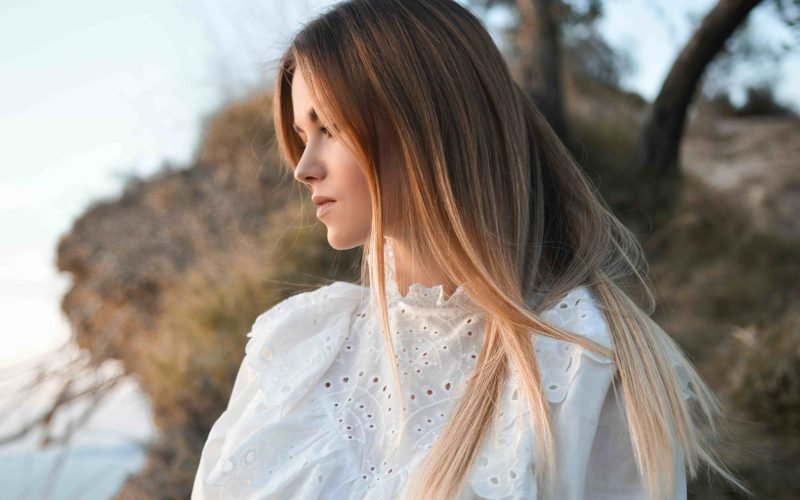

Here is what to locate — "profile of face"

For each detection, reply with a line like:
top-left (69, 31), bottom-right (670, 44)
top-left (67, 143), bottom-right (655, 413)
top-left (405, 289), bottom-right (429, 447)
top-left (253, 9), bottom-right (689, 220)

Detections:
top-left (291, 66), bottom-right (374, 250)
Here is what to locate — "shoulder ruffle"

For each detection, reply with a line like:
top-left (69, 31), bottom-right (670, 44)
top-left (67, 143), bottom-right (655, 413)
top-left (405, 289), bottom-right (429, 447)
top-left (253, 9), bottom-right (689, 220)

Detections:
top-left (243, 280), bottom-right (367, 418)
top-left (462, 287), bottom-right (615, 498)
top-left (464, 286), bottom-right (692, 499)
top-left (529, 285), bottom-right (692, 404)
top-left (202, 281), bottom-right (368, 494)
top-left (532, 286), bottom-right (614, 404)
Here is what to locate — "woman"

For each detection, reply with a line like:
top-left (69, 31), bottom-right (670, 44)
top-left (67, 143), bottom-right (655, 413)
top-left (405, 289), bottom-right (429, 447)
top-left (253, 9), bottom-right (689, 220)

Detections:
top-left (192, 1), bottom-right (748, 498)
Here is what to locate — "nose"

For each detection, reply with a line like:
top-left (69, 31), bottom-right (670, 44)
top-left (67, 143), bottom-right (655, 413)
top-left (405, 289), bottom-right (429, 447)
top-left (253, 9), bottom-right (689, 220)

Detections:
top-left (293, 151), bottom-right (325, 186)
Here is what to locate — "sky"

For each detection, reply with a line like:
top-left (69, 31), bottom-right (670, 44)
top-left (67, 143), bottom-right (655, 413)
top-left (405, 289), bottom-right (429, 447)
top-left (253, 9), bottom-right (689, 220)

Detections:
top-left (0, 0), bottom-right (339, 368)
top-left (0, 0), bottom-right (798, 480)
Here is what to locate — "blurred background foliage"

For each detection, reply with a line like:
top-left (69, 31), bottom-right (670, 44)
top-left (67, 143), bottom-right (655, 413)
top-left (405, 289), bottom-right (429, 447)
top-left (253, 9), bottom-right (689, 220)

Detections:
top-left (4, 0), bottom-right (798, 498)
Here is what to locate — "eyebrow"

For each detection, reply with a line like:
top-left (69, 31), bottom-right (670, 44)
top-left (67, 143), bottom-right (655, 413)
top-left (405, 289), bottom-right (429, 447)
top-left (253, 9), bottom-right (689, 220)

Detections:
top-left (292, 108), bottom-right (319, 134)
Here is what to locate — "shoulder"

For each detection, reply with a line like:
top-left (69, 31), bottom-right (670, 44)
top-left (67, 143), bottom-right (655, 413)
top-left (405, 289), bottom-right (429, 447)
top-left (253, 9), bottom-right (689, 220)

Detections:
top-left (246, 281), bottom-right (365, 341)
top-left (537, 285), bottom-right (613, 352)
top-left (195, 282), bottom-right (365, 494)
top-left (241, 280), bottom-right (366, 410)
top-left (244, 280), bottom-right (366, 370)
top-left (468, 287), bottom-right (618, 497)
top-left (531, 286), bottom-right (616, 404)
top-left (251, 280), bottom-right (365, 326)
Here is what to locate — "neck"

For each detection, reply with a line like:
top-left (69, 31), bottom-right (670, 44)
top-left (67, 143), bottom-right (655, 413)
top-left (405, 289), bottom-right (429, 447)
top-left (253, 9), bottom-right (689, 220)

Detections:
top-left (387, 238), bottom-right (459, 299)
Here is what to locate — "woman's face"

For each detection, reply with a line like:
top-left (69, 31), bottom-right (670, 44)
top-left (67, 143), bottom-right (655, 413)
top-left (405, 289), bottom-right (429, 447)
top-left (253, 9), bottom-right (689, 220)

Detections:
top-left (291, 66), bottom-right (373, 250)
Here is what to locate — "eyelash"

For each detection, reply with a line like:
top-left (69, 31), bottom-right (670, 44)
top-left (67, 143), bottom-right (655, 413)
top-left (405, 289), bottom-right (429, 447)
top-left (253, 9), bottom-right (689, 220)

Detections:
top-left (299, 126), bottom-right (333, 149)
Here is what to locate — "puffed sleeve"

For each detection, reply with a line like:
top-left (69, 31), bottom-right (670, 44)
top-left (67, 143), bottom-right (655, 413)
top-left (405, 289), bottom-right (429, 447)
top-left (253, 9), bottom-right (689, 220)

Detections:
top-left (458, 286), bottom-right (691, 500)
top-left (191, 280), bottom-right (367, 499)
top-left (191, 355), bottom-right (259, 499)
top-left (462, 287), bottom-right (623, 499)
top-left (582, 378), bottom-right (687, 500)
top-left (191, 283), bottom-right (333, 499)
top-left (543, 339), bottom-right (621, 499)
top-left (536, 286), bottom-right (687, 500)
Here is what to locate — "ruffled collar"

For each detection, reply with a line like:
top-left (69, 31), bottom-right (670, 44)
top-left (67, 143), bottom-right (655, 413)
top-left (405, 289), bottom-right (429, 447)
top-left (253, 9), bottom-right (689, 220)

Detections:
top-left (382, 237), bottom-right (474, 310)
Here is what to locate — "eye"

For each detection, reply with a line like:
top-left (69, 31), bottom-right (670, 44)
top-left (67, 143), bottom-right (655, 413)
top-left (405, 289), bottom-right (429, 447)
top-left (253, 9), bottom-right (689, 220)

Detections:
top-left (296, 125), bottom-right (335, 151)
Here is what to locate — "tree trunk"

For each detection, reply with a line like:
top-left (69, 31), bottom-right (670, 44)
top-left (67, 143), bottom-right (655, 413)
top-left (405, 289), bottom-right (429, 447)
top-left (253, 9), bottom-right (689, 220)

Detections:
top-left (637, 0), bottom-right (764, 177)
top-left (513, 0), bottom-right (569, 142)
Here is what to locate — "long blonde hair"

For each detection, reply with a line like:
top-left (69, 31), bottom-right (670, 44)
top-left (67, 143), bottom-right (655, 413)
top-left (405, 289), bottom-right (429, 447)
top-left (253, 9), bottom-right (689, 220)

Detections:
top-left (271, 1), bottom-right (748, 498)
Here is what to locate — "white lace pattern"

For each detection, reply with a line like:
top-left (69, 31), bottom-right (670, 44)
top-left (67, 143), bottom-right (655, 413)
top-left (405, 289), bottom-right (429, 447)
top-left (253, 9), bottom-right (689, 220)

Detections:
top-left (192, 237), bottom-right (690, 499)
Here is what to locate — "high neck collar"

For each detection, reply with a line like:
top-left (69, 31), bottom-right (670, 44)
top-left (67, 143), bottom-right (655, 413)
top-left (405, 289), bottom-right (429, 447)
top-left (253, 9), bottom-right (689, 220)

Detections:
top-left (382, 237), bottom-right (474, 310)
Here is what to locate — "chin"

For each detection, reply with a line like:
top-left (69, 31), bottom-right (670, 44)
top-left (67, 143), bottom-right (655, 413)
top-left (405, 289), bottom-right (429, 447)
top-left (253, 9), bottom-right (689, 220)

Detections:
top-left (326, 228), bottom-right (369, 251)
top-left (325, 233), bottom-right (353, 251)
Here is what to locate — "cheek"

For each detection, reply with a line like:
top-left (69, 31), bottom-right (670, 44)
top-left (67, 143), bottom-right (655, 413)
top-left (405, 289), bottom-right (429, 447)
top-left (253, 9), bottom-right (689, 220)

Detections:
top-left (343, 162), bottom-right (372, 209)
top-left (328, 162), bottom-right (373, 247)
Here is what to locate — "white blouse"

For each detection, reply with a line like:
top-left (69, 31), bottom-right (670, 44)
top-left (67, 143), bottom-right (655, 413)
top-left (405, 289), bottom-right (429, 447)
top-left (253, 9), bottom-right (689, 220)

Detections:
top-left (192, 239), bottom-right (690, 499)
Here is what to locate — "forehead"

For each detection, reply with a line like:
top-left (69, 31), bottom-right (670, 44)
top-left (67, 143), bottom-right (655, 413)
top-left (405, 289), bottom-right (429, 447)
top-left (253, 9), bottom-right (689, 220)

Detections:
top-left (290, 66), bottom-right (310, 108)
top-left (291, 67), bottom-right (318, 118)
top-left (290, 66), bottom-right (332, 126)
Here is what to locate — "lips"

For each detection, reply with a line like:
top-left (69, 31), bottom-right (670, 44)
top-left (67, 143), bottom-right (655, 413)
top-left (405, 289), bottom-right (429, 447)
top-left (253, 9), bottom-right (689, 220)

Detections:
top-left (312, 194), bottom-right (337, 205)
top-left (315, 199), bottom-right (337, 218)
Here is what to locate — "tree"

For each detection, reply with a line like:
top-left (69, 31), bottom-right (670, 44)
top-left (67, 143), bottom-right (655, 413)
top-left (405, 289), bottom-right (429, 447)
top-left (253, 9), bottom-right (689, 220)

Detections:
top-left (513, 0), bottom-right (570, 140)
top-left (469, 0), bottom-right (633, 143)
top-left (636, 0), bottom-right (766, 178)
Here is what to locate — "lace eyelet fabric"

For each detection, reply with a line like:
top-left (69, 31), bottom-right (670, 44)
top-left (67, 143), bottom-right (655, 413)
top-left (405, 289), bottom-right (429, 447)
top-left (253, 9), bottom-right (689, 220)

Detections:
top-left (193, 238), bottom-right (691, 499)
